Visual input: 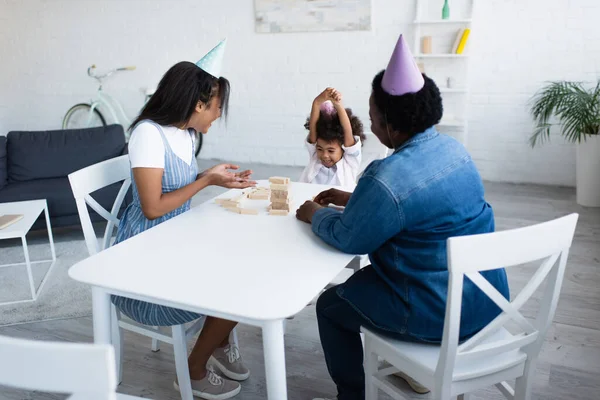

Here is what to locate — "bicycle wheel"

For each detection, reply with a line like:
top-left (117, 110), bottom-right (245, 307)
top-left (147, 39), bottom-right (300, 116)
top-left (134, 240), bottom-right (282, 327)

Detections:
top-left (194, 132), bottom-right (203, 157)
top-left (62, 103), bottom-right (106, 130)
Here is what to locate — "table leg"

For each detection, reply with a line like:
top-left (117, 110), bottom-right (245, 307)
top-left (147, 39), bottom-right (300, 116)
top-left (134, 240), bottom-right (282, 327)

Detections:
top-left (44, 204), bottom-right (56, 262)
top-left (92, 287), bottom-right (112, 345)
top-left (262, 319), bottom-right (287, 400)
top-left (21, 236), bottom-right (36, 300)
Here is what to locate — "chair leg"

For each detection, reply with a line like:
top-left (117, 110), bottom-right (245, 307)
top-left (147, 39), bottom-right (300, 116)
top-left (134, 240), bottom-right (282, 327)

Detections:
top-left (151, 326), bottom-right (160, 352)
top-left (110, 305), bottom-right (124, 384)
top-left (514, 361), bottom-right (535, 400)
top-left (172, 324), bottom-right (193, 400)
top-left (364, 348), bottom-right (379, 400)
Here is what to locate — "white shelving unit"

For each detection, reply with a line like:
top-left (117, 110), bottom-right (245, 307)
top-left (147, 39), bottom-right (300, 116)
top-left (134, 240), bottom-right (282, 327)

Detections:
top-left (412, 0), bottom-right (474, 145)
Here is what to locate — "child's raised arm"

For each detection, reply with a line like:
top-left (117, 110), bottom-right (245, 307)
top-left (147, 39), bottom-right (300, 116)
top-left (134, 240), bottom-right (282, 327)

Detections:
top-left (308, 88), bottom-right (333, 144)
top-left (330, 89), bottom-right (356, 147)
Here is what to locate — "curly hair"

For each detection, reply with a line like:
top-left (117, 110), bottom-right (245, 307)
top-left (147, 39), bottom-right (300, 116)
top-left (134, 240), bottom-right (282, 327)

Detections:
top-left (371, 71), bottom-right (443, 136)
top-left (304, 108), bottom-right (366, 145)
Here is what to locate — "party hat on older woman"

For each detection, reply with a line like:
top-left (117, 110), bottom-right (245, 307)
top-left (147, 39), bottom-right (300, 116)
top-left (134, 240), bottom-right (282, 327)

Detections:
top-left (381, 34), bottom-right (424, 96)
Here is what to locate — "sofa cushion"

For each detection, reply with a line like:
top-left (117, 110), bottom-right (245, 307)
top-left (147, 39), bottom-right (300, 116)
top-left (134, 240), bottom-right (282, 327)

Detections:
top-left (0, 136), bottom-right (6, 190)
top-left (7, 124), bottom-right (125, 182)
top-left (0, 177), bottom-right (130, 222)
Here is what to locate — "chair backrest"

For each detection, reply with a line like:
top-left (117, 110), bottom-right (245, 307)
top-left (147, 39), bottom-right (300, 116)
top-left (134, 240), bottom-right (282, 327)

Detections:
top-left (436, 213), bottom-right (579, 385)
top-left (68, 155), bottom-right (131, 256)
top-left (0, 334), bottom-right (117, 399)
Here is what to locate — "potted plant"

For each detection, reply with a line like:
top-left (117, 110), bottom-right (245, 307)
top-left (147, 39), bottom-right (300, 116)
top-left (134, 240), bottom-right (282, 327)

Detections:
top-left (529, 81), bottom-right (600, 207)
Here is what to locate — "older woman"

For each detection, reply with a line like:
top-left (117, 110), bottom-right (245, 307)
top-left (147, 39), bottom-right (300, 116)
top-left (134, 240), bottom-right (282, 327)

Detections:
top-left (296, 34), bottom-right (509, 400)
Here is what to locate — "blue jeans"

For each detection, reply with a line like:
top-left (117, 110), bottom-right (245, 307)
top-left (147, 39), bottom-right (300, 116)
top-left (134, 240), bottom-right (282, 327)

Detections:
top-left (316, 286), bottom-right (419, 400)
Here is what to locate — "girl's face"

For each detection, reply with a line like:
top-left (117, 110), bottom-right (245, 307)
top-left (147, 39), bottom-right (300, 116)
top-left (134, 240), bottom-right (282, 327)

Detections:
top-left (189, 93), bottom-right (222, 133)
top-left (316, 138), bottom-right (343, 168)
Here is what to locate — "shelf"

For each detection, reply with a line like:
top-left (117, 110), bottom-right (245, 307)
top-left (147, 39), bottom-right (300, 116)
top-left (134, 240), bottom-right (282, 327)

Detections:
top-left (439, 88), bottom-right (468, 93)
top-left (413, 19), bottom-right (472, 24)
top-left (416, 53), bottom-right (468, 58)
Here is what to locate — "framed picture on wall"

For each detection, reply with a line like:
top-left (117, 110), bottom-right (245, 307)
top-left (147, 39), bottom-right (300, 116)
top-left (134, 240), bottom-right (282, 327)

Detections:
top-left (254, 0), bottom-right (371, 33)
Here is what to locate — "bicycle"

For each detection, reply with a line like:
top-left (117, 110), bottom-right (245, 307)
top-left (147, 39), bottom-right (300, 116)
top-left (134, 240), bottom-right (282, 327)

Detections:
top-left (62, 65), bottom-right (202, 156)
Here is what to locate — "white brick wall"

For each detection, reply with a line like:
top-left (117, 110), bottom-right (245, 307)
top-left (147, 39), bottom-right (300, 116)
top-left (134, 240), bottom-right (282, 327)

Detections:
top-left (1, 0), bottom-right (598, 186)
top-left (468, 0), bottom-right (600, 186)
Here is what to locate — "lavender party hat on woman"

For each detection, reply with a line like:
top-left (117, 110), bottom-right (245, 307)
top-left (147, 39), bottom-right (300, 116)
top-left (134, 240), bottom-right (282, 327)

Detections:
top-left (381, 34), bottom-right (425, 95)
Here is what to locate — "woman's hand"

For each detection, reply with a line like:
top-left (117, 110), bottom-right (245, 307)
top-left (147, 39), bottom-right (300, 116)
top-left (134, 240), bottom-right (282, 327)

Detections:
top-left (313, 188), bottom-right (352, 207)
top-left (203, 164), bottom-right (256, 189)
top-left (296, 200), bottom-right (323, 224)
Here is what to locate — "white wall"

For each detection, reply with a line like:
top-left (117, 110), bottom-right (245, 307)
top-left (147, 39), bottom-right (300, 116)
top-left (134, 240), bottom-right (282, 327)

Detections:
top-left (1, 0), bottom-right (598, 186)
top-left (468, 0), bottom-right (600, 186)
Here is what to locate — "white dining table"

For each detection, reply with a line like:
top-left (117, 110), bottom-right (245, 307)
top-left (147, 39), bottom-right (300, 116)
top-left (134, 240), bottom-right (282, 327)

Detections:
top-left (69, 180), bottom-right (356, 399)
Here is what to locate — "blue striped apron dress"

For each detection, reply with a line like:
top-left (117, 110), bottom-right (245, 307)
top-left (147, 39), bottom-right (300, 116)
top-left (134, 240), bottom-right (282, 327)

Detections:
top-left (111, 120), bottom-right (202, 326)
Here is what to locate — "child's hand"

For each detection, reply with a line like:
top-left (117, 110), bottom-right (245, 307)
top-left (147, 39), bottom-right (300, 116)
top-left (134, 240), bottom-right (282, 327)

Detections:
top-left (314, 88), bottom-right (334, 107)
top-left (329, 88), bottom-right (343, 107)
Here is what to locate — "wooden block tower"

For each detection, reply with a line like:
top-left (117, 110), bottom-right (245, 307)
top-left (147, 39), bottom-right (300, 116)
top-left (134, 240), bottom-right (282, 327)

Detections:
top-left (268, 177), bottom-right (291, 215)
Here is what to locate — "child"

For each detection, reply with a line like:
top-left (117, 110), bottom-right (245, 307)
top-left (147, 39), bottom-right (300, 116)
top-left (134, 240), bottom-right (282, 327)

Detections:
top-left (299, 87), bottom-right (366, 188)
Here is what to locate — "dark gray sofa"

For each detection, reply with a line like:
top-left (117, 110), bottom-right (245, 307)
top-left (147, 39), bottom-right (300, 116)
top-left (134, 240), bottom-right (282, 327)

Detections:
top-left (0, 124), bottom-right (131, 230)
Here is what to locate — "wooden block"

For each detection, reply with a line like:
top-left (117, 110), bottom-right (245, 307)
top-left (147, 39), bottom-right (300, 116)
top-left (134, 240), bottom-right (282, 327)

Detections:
top-left (222, 200), bottom-right (240, 208)
top-left (269, 209), bottom-right (289, 216)
top-left (270, 197), bottom-right (291, 204)
top-left (231, 193), bottom-right (246, 202)
top-left (225, 206), bottom-right (241, 214)
top-left (271, 202), bottom-right (291, 211)
top-left (269, 176), bottom-right (290, 184)
top-left (269, 183), bottom-right (289, 191)
top-left (215, 198), bottom-right (229, 205)
top-left (239, 208), bottom-right (259, 215)
top-left (248, 193), bottom-right (270, 200)
top-left (271, 190), bottom-right (289, 199)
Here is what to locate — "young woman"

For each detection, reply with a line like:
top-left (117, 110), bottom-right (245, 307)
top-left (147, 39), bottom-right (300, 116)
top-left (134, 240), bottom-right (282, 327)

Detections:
top-left (112, 58), bottom-right (254, 399)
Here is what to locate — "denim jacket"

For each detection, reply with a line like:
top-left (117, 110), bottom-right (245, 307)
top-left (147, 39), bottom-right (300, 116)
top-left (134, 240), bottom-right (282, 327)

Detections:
top-left (312, 127), bottom-right (509, 341)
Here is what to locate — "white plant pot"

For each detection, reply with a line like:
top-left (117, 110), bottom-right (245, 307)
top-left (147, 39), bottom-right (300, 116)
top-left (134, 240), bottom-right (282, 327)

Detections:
top-left (576, 134), bottom-right (600, 207)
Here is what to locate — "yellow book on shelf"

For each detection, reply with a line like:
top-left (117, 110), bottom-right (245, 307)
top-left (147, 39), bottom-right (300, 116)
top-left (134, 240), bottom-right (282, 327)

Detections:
top-left (456, 28), bottom-right (471, 54)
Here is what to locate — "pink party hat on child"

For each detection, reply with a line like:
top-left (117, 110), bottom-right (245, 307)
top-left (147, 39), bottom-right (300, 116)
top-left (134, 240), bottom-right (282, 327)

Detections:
top-left (381, 34), bottom-right (425, 95)
top-left (320, 100), bottom-right (336, 116)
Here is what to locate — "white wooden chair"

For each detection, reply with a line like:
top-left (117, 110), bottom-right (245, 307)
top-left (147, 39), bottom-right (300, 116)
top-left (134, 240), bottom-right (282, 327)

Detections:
top-left (362, 213), bottom-right (579, 400)
top-left (68, 155), bottom-right (239, 400)
top-left (0, 334), bottom-right (144, 399)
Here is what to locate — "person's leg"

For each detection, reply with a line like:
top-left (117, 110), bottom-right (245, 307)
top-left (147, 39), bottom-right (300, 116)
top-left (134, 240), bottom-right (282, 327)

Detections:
top-left (188, 316), bottom-right (237, 379)
top-left (316, 287), bottom-right (370, 400)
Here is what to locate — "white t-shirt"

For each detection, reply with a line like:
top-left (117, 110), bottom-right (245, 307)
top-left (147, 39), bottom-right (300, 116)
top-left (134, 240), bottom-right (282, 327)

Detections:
top-left (298, 136), bottom-right (362, 188)
top-left (128, 122), bottom-right (194, 168)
